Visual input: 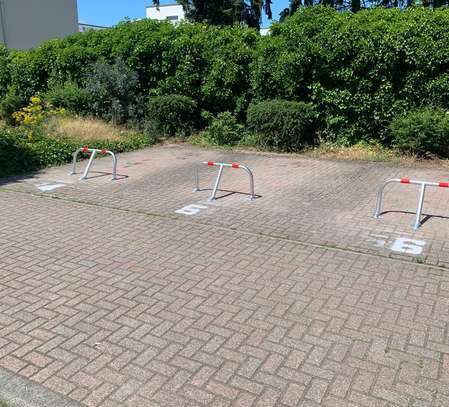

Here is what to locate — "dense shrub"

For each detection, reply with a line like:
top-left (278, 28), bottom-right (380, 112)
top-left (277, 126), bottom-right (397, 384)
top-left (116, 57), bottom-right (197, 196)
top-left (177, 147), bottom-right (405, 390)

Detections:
top-left (146, 95), bottom-right (197, 137)
top-left (0, 92), bottom-right (26, 126)
top-left (0, 46), bottom-right (10, 97)
top-left (42, 81), bottom-right (90, 114)
top-left (0, 128), bottom-right (38, 177)
top-left (253, 7), bottom-right (449, 144)
top-left (8, 48), bottom-right (50, 99)
top-left (1, 8), bottom-right (449, 150)
top-left (390, 108), bottom-right (449, 157)
top-left (0, 125), bottom-right (151, 179)
top-left (85, 58), bottom-right (143, 125)
top-left (0, 126), bottom-right (65, 177)
top-left (198, 26), bottom-right (259, 118)
top-left (247, 100), bottom-right (318, 151)
top-left (12, 96), bottom-right (65, 127)
top-left (201, 111), bottom-right (244, 145)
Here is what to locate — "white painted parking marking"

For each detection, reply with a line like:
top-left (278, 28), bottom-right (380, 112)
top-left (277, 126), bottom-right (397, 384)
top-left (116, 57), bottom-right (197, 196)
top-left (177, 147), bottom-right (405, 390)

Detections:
top-left (175, 204), bottom-right (208, 216)
top-left (368, 233), bottom-right (426, 255)
top-left (37, 183), bottom-right (66, 192)
top-left (391, 237), bottom-right (426, 255)
top-left (367, 234), bottom-right (389, 248)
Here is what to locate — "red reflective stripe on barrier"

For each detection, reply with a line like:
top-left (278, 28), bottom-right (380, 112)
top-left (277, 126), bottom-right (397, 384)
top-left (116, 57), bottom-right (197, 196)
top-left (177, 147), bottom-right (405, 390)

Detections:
top-left (207, 161), bottom-right (214, 166)
top-left (101, 149), bottom-right (107, 155)
top-left (400, 178), bottom-right (410, 184)
top-left (439, 182), bottom-right (449, 188)
top-left (231, 163), bottom-right (240, 169)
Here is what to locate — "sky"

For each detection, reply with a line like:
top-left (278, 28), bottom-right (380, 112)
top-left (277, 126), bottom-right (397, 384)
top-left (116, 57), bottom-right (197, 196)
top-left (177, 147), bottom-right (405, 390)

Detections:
top-left (77, 0), bottom-right (290, 28)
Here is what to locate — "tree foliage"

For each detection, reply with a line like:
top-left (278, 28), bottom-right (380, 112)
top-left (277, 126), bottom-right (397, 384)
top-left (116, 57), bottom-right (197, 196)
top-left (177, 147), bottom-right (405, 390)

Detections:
top-left (1, 7), bottom-right (449, 153)
top-left (152, 0), bottom-right (272, 28)
top-left (280, 0), bottom-right (449, 17)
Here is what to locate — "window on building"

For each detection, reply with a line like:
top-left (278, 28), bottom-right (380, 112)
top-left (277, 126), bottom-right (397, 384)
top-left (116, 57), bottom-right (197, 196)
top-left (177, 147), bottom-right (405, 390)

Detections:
top-left (166, 16), bottom-right (178, 21)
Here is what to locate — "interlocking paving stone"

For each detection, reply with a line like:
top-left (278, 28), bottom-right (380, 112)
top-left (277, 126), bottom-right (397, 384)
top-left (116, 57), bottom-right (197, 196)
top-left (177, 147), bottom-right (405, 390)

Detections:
top-left (1, 145), bottom-right (449, 406)
top-left (5, 144), bottom-right (449, 267)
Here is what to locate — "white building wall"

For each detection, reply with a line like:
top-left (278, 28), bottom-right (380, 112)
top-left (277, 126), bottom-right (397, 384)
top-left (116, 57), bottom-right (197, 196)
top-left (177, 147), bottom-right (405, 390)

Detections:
top-left (0, 0), bottom-right (78, 49)
top-left (146, 4), bottom-right (185, 22)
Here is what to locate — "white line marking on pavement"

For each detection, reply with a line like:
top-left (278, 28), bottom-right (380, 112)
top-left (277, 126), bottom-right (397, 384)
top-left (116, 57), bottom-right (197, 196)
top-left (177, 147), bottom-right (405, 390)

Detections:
top-left (175, 204), bottom-right (208, 216)
top-left (391, 237), bottom-right (426, 255)
top-left (367, 234), bottom-right (389, 248)
top-left (36, 183), bottom-right (66, 192)
top-left (368, 233), bottom-right (426, 255)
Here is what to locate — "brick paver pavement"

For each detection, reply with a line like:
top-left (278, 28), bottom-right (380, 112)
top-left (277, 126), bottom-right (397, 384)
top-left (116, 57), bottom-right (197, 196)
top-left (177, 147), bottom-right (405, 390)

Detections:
top-left (1, 144), bottom-right (449, 406)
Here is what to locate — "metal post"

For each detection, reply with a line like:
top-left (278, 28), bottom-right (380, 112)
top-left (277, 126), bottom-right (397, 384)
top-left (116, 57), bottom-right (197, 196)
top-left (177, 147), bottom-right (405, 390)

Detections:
top-left (374, 177), bottom-right (446, 230)
top-left (193, 166), bottom-right (200, 192)
top-left (195, 161), bottom-right (256, 201)
top-left (209, 165), bottom-right (225, 201)
top-left (108, 151), bottom-right (118, 181)
top-left (240, 165), bottom-right (256, 201)
top-left (413, 183), bottom-right (427, 230)
top-left (374, 180), bottom-right (395, 219)
top-left (374, 183), bottom-right (386, 218)
top-left (80, 150), bottom-right (97, 181)
top-left (70, 148), bottom-right (117, 181)
top-left (69, 148), bottom-right (81, 176)
top-left (373, 179), bottom-right (399, 219)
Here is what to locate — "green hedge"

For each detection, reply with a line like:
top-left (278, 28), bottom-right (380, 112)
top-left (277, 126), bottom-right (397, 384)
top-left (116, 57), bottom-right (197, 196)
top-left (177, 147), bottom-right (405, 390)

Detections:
top-left (43, 81), bottom-right (90, 114)
top-left (255, 7), bottom-right (449, 144)
top-left (147, 94), bottom-right (197, 137)
top-left (0, 127), bottom-right (151, 178)
top-left (3, 20), bottom-right (259, 119)
top-left (390, 108), bottom-right (449, 157)
top-left (1, 7), bottom-right (449, 150)
top-left (202, 111), bottom-right (245, 146)
top-left (247, 100), bottom-right (318, 151)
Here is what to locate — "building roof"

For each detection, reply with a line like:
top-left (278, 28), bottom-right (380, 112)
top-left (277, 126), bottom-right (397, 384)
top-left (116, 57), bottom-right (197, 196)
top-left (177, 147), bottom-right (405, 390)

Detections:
top-left (146, 3), bottom-right (182, 9)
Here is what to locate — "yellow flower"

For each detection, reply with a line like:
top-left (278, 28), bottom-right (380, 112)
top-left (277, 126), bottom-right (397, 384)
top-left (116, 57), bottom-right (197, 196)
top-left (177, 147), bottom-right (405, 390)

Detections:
top-left (12, 95), bottom-right (65, 127)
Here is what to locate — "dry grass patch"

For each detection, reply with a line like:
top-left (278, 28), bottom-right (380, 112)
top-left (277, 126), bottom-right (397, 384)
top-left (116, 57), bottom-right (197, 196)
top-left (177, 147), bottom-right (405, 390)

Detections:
top-left (46, 116), bottom-right (129, 142)
top-left (305, 141), bottom-right (417, 164)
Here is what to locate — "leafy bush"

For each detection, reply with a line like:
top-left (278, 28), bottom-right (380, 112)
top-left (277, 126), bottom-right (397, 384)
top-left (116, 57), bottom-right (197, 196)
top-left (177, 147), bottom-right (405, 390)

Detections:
top-left (12, 96), bottom-right (65, 126)
top-left (85, 58), bottom-right (143, 125)
top-left (390, 108), bottom-right (449, 157)
top-left (198, 26), bottom-right (259, 118)
top-left (1, 20), bottom-right (257, 125)
top-left (0, 123), bottom-right (152, 178)
top-left (146, 94), bottom-right (197, 137)
top-left (247, 100), bottom-right (318, 151)
top-left (0, 45), bottom-right (10, 98)
top-left (0, 92), bottom-right (25, 126)
top-left (2, 8), bottom-right (449, 150)
top-left (8, 48), bottom-right (50, 99)
top-left (0, 128), bottom-right (39, 177)
top-left (253, 7), bottom-right (449, 144)
top-left (43, 81), bottom-right (90, 114)
top-left (201, 111), bottom-right (244, 146)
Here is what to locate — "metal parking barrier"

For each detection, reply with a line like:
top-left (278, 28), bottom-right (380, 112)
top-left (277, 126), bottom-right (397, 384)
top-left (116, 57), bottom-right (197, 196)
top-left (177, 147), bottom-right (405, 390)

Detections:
top-left (194, 161), bottom-right (256, 201)
top-left (69, 146), bottom-right (117, 181)
top-left (374, 177), bottom-right (449, 230)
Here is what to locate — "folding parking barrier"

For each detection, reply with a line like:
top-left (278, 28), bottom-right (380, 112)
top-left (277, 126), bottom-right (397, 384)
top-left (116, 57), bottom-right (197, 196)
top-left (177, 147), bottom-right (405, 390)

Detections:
top-left (69, 146), bottom-right (117, 181)
top-left (374, 177), bottom-right (449, 230)
top-left (194, 161), bottom-right (256, 201)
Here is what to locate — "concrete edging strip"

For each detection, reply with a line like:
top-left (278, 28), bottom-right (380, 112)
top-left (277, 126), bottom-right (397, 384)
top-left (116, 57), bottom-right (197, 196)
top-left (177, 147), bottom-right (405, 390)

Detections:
top-left (0, 367), bottom-right (81, 407)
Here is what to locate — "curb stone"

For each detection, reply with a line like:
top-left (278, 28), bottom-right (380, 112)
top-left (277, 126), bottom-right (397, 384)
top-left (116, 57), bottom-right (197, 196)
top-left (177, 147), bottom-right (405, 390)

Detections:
top-left (0, 368), bottom-right (81, 407)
